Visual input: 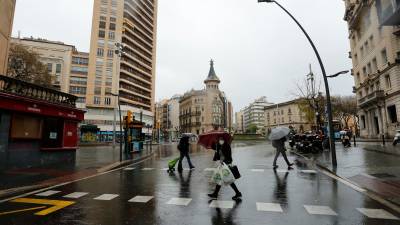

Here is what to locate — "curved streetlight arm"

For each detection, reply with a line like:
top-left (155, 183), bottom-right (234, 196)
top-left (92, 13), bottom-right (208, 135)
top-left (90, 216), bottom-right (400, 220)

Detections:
top-left (259, 0), bottom-right (337, 166)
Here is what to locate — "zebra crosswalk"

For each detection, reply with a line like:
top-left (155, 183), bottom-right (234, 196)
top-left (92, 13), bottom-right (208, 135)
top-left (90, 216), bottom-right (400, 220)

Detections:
top-left (31, 189), bottom-right (400, 220)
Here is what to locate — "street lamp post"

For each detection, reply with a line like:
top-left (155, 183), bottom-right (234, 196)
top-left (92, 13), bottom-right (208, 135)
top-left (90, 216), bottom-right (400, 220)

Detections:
top-left (113, 42), bottom-right (125, 162)
top-left (258, 0), bottom-right (337, 166)
top-left (110, 93), bottom-right (123, 162)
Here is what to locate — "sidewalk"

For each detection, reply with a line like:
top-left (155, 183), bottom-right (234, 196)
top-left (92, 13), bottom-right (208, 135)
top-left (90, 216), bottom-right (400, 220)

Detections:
top-left (298, 143), bottom-right (400, 206)
top-left (0, 145), bottom-right (154, 199)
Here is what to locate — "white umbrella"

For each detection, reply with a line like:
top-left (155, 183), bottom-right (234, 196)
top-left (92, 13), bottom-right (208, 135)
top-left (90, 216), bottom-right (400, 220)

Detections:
top-left (269, 126), bottom-right (290, 141)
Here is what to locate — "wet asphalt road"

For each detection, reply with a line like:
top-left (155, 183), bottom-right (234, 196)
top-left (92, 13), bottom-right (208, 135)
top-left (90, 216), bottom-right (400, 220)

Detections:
top-left (0, 141), bottom-right (399, 225)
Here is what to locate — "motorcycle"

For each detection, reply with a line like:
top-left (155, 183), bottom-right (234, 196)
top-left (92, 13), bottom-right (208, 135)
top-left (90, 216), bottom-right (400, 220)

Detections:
top-left (393, 130), bottom-right (400, 146)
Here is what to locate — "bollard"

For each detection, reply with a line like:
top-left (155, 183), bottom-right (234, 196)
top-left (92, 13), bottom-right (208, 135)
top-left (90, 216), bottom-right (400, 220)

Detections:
top-left (382, 134), bottom-right (385, 146)
top-left (353, 135), bottom-right (356, 147)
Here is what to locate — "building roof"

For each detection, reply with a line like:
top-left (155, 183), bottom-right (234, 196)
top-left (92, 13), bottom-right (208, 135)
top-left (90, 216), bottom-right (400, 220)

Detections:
top-left (204, 59), bottom-right (220, 83)
top-left (264, 98), bottom-right (304, 110)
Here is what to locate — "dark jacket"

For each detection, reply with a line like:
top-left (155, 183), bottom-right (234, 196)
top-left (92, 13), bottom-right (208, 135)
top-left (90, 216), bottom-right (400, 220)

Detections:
top-left (272, 137), bottom-right (286, 152)
top-left (212, 142), bottom-right (233, 164)
top-left (178, 137), bottom-right (190, 153)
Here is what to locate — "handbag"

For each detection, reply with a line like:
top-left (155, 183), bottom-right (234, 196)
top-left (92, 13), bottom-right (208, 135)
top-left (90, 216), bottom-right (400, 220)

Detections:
top-left (229, 165), bottom-right (241, 179)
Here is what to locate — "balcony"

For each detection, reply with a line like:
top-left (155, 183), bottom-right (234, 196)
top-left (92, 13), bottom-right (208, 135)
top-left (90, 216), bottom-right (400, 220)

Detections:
top-left (0, 74), bottom-right (77, 108)
top-left (358, 90), bottom-right (385, 108)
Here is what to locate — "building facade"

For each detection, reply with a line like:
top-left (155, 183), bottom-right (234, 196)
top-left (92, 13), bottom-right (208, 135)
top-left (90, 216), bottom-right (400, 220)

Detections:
top-left (0, 0), bottom-right (16, 75)
top-left (235, 110), bottom-right (244, 133)
top-left (85, 0), bottom-right (158, 133)
top-left (70, 51), bottom-right (90, 109)
top-left (243, 96), bottom-right (273, 133)
top-left (264, 99), bottom-right (312, 133)
top-left (10, 37), bottom-right (75, 92)
top-left (167, 94), bottom-right (181, 140)
top-left (344, 0), bottom-right (400, 138)
top-left (179, 60), bottom-right (232, 135)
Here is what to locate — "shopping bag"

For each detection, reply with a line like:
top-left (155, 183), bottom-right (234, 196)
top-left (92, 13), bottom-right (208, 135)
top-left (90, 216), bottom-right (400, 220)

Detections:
top-left (220, 163), bottom-right (235, 185)
top-left (211, 165), bottom-right (224, 186)
top-left (229, 165), bottom-right (241, 179)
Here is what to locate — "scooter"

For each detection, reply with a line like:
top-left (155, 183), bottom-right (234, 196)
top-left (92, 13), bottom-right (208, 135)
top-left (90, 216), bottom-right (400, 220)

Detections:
top-left (393, 130), bottom-right (400, 146)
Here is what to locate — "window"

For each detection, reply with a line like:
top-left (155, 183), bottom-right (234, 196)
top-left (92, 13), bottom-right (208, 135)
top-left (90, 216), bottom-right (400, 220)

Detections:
top-left (105, 78), bottom-right (112, 86)
top-left (361, 115), bottom-right (366, 129)
top-left (94, 97), bottom-right (101, 105)
top-left (359, 91), bottom-right (363, 98)
top-left (369, 35), bottom-right (374, 49)
top-left (385, 75), bottom-right (391, 88)
top-left (95, 78), bottom-right (102, 86)
top-left (47, 63), bottom-right (52, 72)
top-left (69, 86), bottom-right (86, 95)
top-left (100, 16), bottom-right (106, 21)
top-left (381, 49), bottom-right (388, 64)
top-left (69, 77), bottom-right (87, 85)
top-left (364, 41), bottom-right (369, 53)
top-left (109, 23), bottom-right (116, 30)
top-left (354, 53), bottom-right (358, 65)
top-left (108, 31), bottom-right (115, 40)
top-left (360, 46), bottom-right (364, 57)
top-left (56, 64), bottom-right (62, 73)
top-left (372, 58), bottom-right (378, 73)
top-left (356, 73), bottom-right (360, 83)
top-left (77, 97), bottom-right (86, 103)
top-left (363, 67), bottom-right (367, 76)
top-left (110, 17), bottom-right (116, 22)
top-left (105, 97), bottom-right (111, 105)
top-left (94, 87), bottom-right (102, 95)
top-left (71, 66), bottom-right (88, 74)
top-left (97, 48), bottom-right (104, 57)
top-left (105, 87), bottom-right (111, 95)
top-left (387, 105), bottom-right (398, 123)
top-left (367, 63), bottom-right (371, 74)
top-left (99, 21), bottom-right (106, 29)
top-left (98, 30), bottom-right (105, 38)
top-left (107, 49), bottom-right (114, 58)
top-left (72, 57), bottom-right (88, 65)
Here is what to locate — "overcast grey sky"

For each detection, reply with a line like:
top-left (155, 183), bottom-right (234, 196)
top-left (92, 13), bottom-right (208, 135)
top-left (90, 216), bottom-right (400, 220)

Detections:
top-left (12, 0), bottom-right (353, 111)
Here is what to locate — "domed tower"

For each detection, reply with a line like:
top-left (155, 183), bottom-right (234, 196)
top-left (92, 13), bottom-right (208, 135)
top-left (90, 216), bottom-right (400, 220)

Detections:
top-left (204, 59), bottom-right (220, 90)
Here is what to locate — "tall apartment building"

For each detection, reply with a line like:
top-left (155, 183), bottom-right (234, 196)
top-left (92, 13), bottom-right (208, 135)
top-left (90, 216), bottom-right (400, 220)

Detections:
top-left (235, 110), bottom-right (244, 133)
top-left (167, 94), bottom-right (181, 140)
top-left (179, 60), bottom-right (233, 135)
top-left (243, 96), bottom-right (273, 133)
top-left (10, 37), bottom-right (76, 92)
top-left (344, 0), bottom-right (400, 138)
top-left (86, 0), bottom-right (158, 132)
top-left (70, 51), bottom-right (90, 109)
top-left (0, 0), bottom-right (16, 74)
top-left (264, 99), bottom-right (312, 133)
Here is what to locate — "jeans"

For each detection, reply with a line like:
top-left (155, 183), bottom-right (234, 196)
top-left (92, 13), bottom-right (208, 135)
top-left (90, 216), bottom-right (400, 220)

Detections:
top-left (273, 150), bottom-right (291, 166)
top-left (178, 152), bottom-right (194, 170)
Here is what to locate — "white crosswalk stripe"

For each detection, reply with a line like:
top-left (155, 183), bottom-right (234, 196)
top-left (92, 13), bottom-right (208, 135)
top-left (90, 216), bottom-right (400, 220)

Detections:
top-left (304, 205), bottom-right (338, 216)
top-left (300, 170), bottom-right (317, 174)
top-left (35, 190), bottom-right (60, 196)
top-left (251, 169), bottom-right (265, 172)
top-left (93, 194), bottom-right (119, 201)
top-left (123, 167), bottom-right (135, 171)
top-left (142, 168), bottom-right (154, 171)
top-left (161, 168), bottom-right (169, 171)
top-left (128, 196), bottom-right (154, 203)
top-left (166, 198), bottom-right (192, 206)
top-left (204, 168), bottom-right (216, 172)
top-left (256, 202), bottom-right (283, 212)
top-left (63, 192), bottom-right (89, 199)
top-left (357, 208), bottom-right (399, 220)
top-left (209, 200), bottom-right (234, 209)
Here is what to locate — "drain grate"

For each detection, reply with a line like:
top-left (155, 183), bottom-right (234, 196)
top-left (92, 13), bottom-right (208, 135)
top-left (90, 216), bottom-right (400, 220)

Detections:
top-left (370, 173), bottom-right (396, 178)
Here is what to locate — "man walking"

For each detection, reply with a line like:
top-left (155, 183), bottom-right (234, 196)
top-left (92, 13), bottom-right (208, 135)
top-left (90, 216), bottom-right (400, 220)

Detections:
top-left (177, 136), bottom-right (195, 172)
top-left (272, 136), bottom-right (294, 170)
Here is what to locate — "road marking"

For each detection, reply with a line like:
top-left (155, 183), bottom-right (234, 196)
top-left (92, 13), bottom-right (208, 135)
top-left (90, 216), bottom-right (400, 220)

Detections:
top-left (128, 196), bottom-right (154, 203)
top-left (357, 208), bottom-right (399, 220)
top-left (161, 168), bottom-right (169, 171)
top-left (142, 168), bottom-right (154, 171)
top-left (123, 167), bottom-right (135, 171)
top-left (204, 168), bottom-right (216, 172)
top-left (93, 194), bottom-right (119, 201)
top-left (256, 202), bottom-right (283, 212)
top-left (166, 198), bottom-right (192, 206)
top-left (63, 192), bottom-right (89, 199)
top-left (11, 198), bottom-right (75, 216)
top-left (300, 170), bottom-right (317, 174)
top-left (276, 169), bottom-right (290, 173)
top-left (251, 169), bottom-right (265, 172)
top-left (304, 205), bottom-right (338, 216)
top-left (209, 200), bottom-right (234, 209)
top-left (35, 190), bottom-right (60, 197)
top-left (0, 206), bottom-right (46, 216)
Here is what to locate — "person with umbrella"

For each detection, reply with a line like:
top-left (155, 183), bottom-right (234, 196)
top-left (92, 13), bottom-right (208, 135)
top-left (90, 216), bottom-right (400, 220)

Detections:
top-left (270, 127), bottom-right (294, 170)
top-left (199, 132), bottom-right (242, 200)
top-left (177, 135), bottom-right (195, 172)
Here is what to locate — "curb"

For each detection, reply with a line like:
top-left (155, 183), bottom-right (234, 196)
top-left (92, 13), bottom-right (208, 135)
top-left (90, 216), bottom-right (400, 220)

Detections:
top-left (0, 150), bottom-right (155, 200)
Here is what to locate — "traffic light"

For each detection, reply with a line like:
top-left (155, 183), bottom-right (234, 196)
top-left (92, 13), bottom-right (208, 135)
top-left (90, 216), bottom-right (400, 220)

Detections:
top-left (127, 110), bottom-right (133, 124)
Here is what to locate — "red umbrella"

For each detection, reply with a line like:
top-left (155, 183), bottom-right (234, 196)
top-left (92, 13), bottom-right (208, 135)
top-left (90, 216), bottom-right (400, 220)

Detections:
top-left (198, 131), bottom-right (233, 150)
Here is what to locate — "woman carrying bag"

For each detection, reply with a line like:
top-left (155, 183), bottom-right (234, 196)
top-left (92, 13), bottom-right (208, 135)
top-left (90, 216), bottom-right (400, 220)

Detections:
top-left (208, 137), bottom-right (242, 200)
